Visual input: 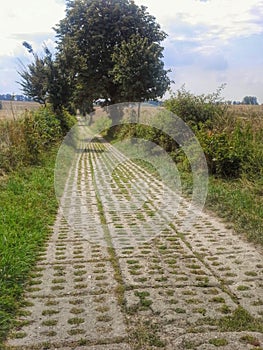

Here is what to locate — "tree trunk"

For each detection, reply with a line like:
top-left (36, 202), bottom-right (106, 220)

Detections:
top-left (137, 102), bottom-right (141, 123)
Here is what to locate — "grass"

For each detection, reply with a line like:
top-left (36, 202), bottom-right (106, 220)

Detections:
top-left (207, 176), bottom-right (263, 246)
top-left (130, 319), bottom-right (166, 349)
top-left (106, 105), bottom-right (263, 248)
top-left (0, 101), bottom-right (40, 120)
top-left (240, 334), bottom-right (261, 347)
top-left (209, 338), bottom-right (228, 347)
top-left (198, 306), bottom-right (263, 333)
top-left (217, 307), bottom-right (263, 332)
top-left (0, 145), bottom-right (59, 344)
top-left (68, 317), bottom-right (85, 325)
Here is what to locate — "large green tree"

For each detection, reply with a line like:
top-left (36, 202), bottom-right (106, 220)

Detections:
top-left (112, 34), bottom-right (170, 102)
top-left (54, 0), bottom-right (171, 111)
top-left (19, 42), bottom-right (75, 113)
top-left (19, 42), bottom-right (50, 105)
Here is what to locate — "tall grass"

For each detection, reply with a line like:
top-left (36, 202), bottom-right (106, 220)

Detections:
top-left (0, 146), bottom-right (59, 343)
top-left (0, 106), bottom-right (76, 344)
top-left (0, 106), bottom-right (75, 175)
top-left (204, 107), bottom-right (263, 245)
top-left (104, 101), bottom-right (263, 247)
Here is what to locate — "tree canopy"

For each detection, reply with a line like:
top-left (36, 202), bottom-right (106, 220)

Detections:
top-left (19, 0), bottom-right (171, 114)
top-left (242, 96), bottom-right (259, 105)
top-left (19, 42), bottom-right (50, 105)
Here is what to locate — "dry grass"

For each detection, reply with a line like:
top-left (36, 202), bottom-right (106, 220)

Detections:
top-left (0, 101), bottom-right (40, 120)
top-left (229, 104), bottom-right (263, 118)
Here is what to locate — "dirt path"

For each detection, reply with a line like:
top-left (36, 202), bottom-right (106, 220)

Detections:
top-left (5, 137), bottom-right (263, 350)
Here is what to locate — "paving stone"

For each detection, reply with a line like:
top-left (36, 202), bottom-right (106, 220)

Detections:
top-left (7, 293), bottom-right (126, 348)
top-left (5, 135), bottom-right (263, 349)
top-left (167, 331), bottom-right (263, 350)
top-left (24, 261), bottom-right (115, 298)
top-left (124, 286), bottom-right (237, 326)
top-left (63, 344), bottom-right (132, 350)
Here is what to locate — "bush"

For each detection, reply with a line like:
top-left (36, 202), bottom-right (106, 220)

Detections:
top-left (0, 106), bottom-right (67, 174)
top-left (195, 126), bottom-right (242, 178)
top-left (164, 85), bottom-right (228, 126)
top-left (54, 107), bottom-right (76, 133)
top-left (194, 120), bottom-right (263, 179)
top-left (23, 107), bottom-right (62, 163)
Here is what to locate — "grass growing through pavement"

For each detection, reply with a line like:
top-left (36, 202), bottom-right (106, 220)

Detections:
top-left (0, 146), bottom-right (59, 344)
top-left (109, 137), bottom-right (263, 248)
top-left (104, 101), bottom-right (263, 249)
top-left (176, 168), bottom-right (263, 247)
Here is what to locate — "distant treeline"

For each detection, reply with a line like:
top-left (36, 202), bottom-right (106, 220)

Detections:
top-left (0, 94), bottom-right (33, 102)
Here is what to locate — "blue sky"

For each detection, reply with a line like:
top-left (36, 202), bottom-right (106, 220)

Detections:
top-left (1, 0), bottom-right (263, 103)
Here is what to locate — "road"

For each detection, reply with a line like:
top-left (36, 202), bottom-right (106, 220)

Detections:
top-left (6, 136), bottom-right (263, 349)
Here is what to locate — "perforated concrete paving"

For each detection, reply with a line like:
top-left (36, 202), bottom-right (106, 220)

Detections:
top-left (5, 136), bottom-right (263, 350)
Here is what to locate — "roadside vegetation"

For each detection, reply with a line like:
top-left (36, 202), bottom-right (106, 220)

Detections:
top-left (165, 88), bottom-right (263, 246)
top-left (104, 86), bottom-right (263, 247)
top-left (0, 106), bottom-right (76, 343)
top-left (1, 0), bottom-right (262, 345)
top-left (0, 106), bottom-right (75, 175)
top-left (1, 0), bottom-right (170, 344)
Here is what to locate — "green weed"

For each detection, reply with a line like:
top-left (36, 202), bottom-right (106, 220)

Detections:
top-left (0, 146), bottom-right (59, 344)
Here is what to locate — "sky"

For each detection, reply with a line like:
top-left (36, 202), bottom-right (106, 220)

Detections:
top-left (0, 0), bottom-right (263, 103)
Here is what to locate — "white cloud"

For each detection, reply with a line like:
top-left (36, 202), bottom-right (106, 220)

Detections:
top-left (136, 0), bottom-right (263, 41)
top-left (1, 0), bottom-right (263, 101)
top-left (0, 0), bottom-right (65, 56)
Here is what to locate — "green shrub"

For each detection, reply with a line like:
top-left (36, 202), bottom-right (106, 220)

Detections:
top-left (0, 106), bottom-right (68, 174)
top-left (23, 107), bottom-right (61, 163)
top-left (164, 85), bottom-right (228, 126)
top-left (105, 109), bottom-right (180, 155)
top-left (55, 107), bottom-right (76, 132)
top-left (193, 119), bottom-right (263, 179)
top-left (196, 127), bottom-right (242, 178)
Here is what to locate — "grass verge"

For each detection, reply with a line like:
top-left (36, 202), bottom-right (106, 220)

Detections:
top-left (207, 177), bottom-right (263, 246)
top-left (111, 143), bottom-right (263, 247)
top-left (0, 145), bottom-right (59, 344)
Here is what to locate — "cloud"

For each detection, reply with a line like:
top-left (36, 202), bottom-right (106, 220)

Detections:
top-left (163, 38), bottom-right (198, 67)
top-left (199, 53), bottom-right (228, 71)
top-left (1, 0), bottom-right (263, 102)
top-left (0, 55), bottom-right (22, 93)
top-left (137, 0), bottom-right (263, 43)
top-left (167, 62), bottom-right (263, 104)
top-left (11, 32), bottom-right (57, 56)
top-left (0, 0), bottom-right (65, 56)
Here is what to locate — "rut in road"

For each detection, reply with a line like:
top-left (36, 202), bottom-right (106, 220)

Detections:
top-left (5, 136), bottom-right (263, 350)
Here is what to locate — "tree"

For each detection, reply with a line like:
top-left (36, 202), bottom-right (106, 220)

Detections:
top-left (112, 34), bottom-right (170, 102)
top-left (54, 0), bottom-right (171, 111)
top-left (242, 96), bottom-right (258, 105)
top-left (19, 42), bottom-right (75, 113)
top-left (19, 42), bottom-right (50, 105)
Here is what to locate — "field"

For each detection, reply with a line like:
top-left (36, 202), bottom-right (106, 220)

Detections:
top-left (0, 101), bottom-right (40, 120)
top-left (229, 104), bottom-right (263, 116)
